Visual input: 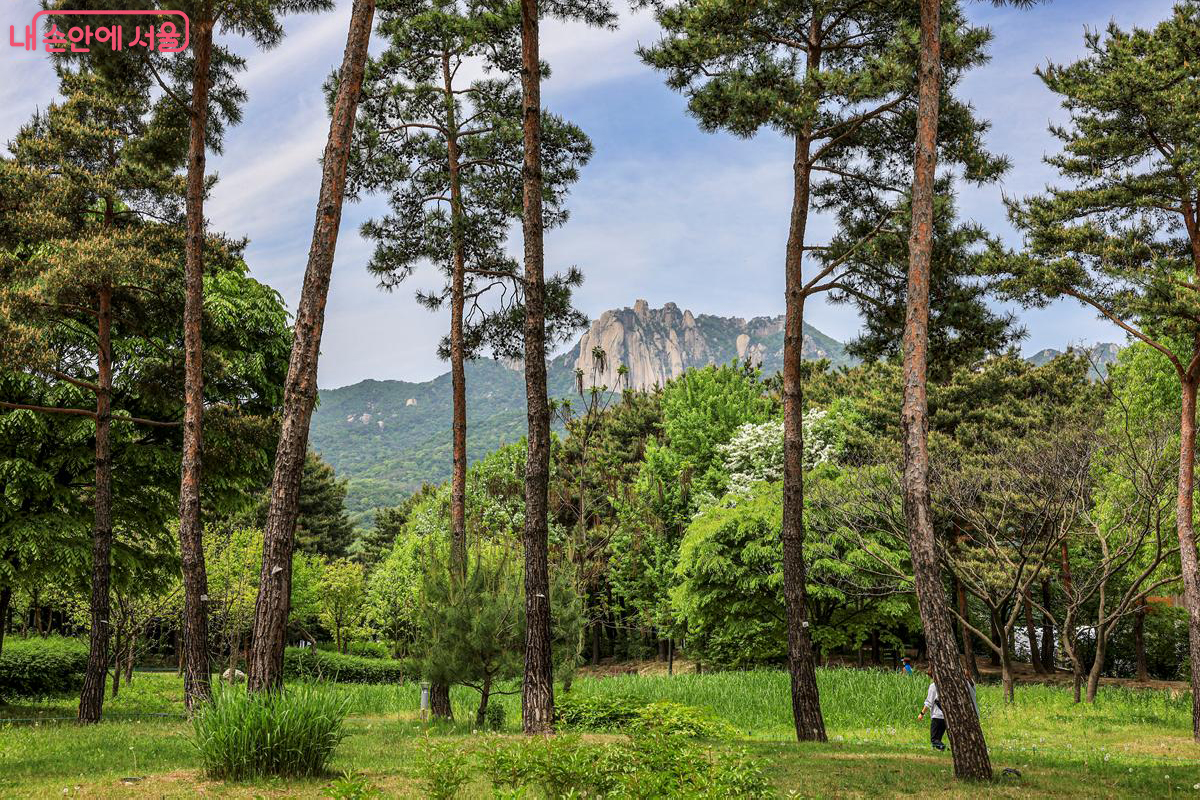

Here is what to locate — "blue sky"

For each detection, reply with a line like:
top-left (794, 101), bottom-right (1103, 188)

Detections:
top-left (0, 0), bottom-right (1181, 388)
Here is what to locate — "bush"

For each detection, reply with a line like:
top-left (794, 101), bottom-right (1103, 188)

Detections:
top-left (348, 641), bottom-right (390, 660)
top-left (632, 700), bottom-right (737, 739)
top-left (191, 684), bottom-right (348, 780)
top-left (554, 693), bottom-right (641, 729)
top-left (0, 636), bottom-right (89, 700)
top-left (475, 732), bottom-right (773, 798)
top-left (556, 694), bottom-right (733, 738)
top-left (283, 647), bottom-right (405, 684)
top-left (413, 739), bottom-right (473, 800)
top-left (483, 701), bottom-right (506, 731)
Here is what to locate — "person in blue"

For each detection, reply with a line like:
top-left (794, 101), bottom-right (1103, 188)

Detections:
top-left (899, 657), bottom-right (914, 675)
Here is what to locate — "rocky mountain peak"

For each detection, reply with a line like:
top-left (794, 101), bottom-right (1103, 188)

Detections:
top-left (567, 300), bottom-right (848, 392)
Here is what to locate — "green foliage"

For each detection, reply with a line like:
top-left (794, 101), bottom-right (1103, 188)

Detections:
top-left (994, 5), bottom-right (1200, 369)
top-left (414, 739), bottom-right (473, 800)
top-left (318, 558), bottom-right (367, 654)
top-left (555, 693), bottom-right (642, 729)
top-left (475, 732), bottom-right (773, 798)
top-left (295, 452), bottom-right (356, 559)
top-left (0, 636), bottom-right (89, 700)
top-left (282, 647), bottom-right (406, 684)
top-left (363, 533), bottom-right (422, 657)
top-left (190, 684), bottom-right (349, 780)
top-left (631, 700), bottom-right (737, 739)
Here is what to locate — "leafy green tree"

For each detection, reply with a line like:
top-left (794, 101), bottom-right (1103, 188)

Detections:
top-left (358, 484), bottom-right (437, 568)
top-left (364, 534), bottom-right (422, 656)
top-left (640, 0), bottom-right (1003, 742)
top-left (677, 478), bottom-right (913, 669)
top-left (0, 68), bottom-right (196, 723)
top-left (990, 4), bottom-right (1200, 739)
top-left (318, 559), bottom-right (366, 654)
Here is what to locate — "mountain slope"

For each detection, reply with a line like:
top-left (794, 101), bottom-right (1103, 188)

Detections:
top-left (311, 300), bottom-right (851, 524)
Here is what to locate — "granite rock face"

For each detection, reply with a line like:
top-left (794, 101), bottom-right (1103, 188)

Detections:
top-left (567, 299), bottom-right (848, 391)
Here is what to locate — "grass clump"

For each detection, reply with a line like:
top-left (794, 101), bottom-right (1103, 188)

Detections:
top-left (190, 683), bottom-right (348, 780)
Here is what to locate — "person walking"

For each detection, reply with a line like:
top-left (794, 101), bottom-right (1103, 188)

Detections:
top-left (899, 657), bottom-right (914, 675)
top-left (917, 664), bottom-right (977, 751)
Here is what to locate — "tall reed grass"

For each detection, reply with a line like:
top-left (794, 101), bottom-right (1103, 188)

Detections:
top-left (190, 683), bottom-right (349, 780)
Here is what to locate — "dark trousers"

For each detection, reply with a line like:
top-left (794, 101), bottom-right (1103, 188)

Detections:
top-left (930, 717), bottom-right (947, 750)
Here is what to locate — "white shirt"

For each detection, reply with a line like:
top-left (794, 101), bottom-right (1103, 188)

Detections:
top-left (923, 680), bottom-right (978, 720)
top-left (924, 682), bottom-right (944, 719)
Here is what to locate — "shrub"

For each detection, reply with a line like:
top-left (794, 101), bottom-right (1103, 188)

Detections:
top-left (483, 701), bottom-right (505, 731)
top-left (284, 647), bottom-right (405, 684)
top-left (191, 684), bottom-right (349, 780)
top-left (476, 732), bottom-right (772, 798)
top-left (556, 695), bottom-right (733, 738)
top-left (348, 641), bottom-right (390, 660)
top-left (413, 739), bottom-right (473, 800)
top-left (554, 693), bottom-right (641, 729)
top-left (0, 636), bottom-right (89, 700)
top-left (632, 700), bottom-right (737, 739)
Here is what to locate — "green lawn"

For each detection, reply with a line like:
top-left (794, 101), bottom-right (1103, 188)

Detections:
top-left (1, 669), bottom-right (1196, 798)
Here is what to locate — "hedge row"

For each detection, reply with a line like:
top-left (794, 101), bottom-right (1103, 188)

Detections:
top-left (282, 647), bottom-right (405, 684)
top-left (0, 636), bottom-right (90, 700)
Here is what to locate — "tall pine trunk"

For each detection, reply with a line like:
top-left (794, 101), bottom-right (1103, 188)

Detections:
top-left (433, 47), bottom-right (469, 722)
top-left (519, 0), bottom-right (554, 734)
top-left (179, 16), bottom-right (215, 711)
top-left (246, 0), bottom-right (376, 692)
top-left (1173, 372), bottom-right (1200, 739)
top-left (780, 130), bottom-right (825, 743)
top-left (900, 0), bottom-right (991, 779)
top-left (79, 282), bottom-right (114, 724)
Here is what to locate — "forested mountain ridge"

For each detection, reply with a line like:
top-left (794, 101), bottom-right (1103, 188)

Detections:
top-left (310, 299), bottom-right (1119, 526)
top-left (310, 301), bottom-right (851, 524)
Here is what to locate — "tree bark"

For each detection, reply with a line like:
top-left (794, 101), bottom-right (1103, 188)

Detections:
top-left (956, 575), bottom-right (979, 680)
top-left (778, 41), bottom-right (827, 742)
top-left (179, 15), bottom-right (215, 712)
top-left (900, 0), bottom-right (991, 779)
top-left (246, 0), bottom-right (376, 692)
top-left (1134, 595), bottom-right (1149, 682)
top-left (1174, 374), bottom-right (1200, 740)
top-left (1085, 622), bottom-right (1107, 703)
top-left (441, 49), bottom-right (468, 583)
top-left (430, 681), bottom-right (452, 719)
top-left (1023, 589), bottom-right (1045, 674)
top-left (0, 585), bottom-right (10, 657)
top-left (519, 0), bottom-right (554, 734)
top-left (79, 282), bottom-right (114, 724)
top-left (1040, 578), bottom-right (1055, 670)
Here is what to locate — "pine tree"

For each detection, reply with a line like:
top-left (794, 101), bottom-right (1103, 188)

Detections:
top-left (290, 453), bottom-right (355, 559)
top-left (639, 0), bottom-right (1000, 743)
top-left (827, 183), bottom-right (1018, 380)
top-left (246, 0), bottom-right (377, 693)
top-left (517, 0), bottom-right (613, 733)
top-left (161, 0), bottom-right (334, 710)
top-left (992, 3), bottom-right (1200, 740)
